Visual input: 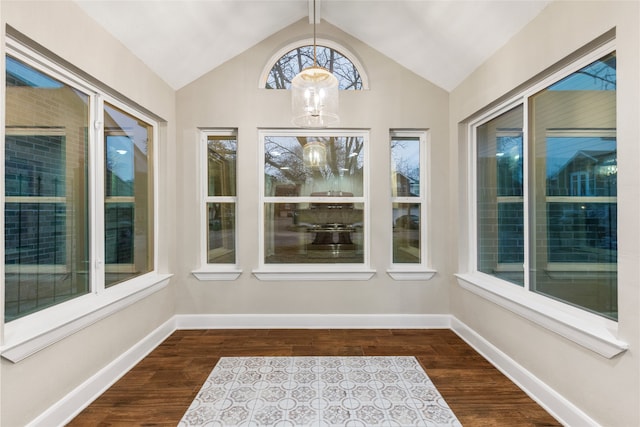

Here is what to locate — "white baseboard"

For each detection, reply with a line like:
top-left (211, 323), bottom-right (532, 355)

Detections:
top-left (174, 313), bottom-right (452, 329)
top-left (27, 317), bottom-right (177, 427)
top-left (450, 317), bottom-right (599, 427)
top-left (30, 313), bottom-right (597, 427)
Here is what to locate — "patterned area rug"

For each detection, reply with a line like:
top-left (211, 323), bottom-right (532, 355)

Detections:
top-left (179, 356), bottom-right (461, 426)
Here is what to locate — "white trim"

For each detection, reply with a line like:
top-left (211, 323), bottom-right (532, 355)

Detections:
top-left (25, 317), bottom-right (177, 427)
top-left (386, 268), bottom-right (436, 281)
top-left (252, 268), bottom-right (375, 281)
top-left (1, 273), bottom-right (172, 363)
top-left (259, 37), bottom-right (369, 90)
top-left (455, 273), bottom-right (627, 359)
top-left (192, 269), bottom-right (242, 281)
top-left (174, 313), bottom-right (451, 330)
top-left (451, 317), bottom-right (600, 427)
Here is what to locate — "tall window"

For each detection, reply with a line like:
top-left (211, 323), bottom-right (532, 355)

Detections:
top-left (477, 106), bottom-right (524, 285)
top-left (104, 103), bottom-right (154, 287)
top-left (259, 129), bottom-right (367, 266)
top-left (390, 131), bottom-right (428, 265)
top-left (203, 130), bottom-right (237, 265)
top-left (265, 45), bottom-right (363, 90)
top-left (474, 49), bottom-right (617, 320)
top-left (4, 45), bottom-right (157, 321)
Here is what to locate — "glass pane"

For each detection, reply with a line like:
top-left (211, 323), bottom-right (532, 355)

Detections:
top-left (106, 135), bottom-right (134, 197)
top-left (266, 45), bottom-right (363, 90)
top-left (546, 135), bottom-right (616, 197)
top-left (207, 203), bottom-right (236, 264)
top-left (392, 203), bottom-right (420, 263)
top-left (547, 203), bottom-right (616, 263)
top-left (391, 137), bottom-right (420, 197)
top-left (105, 203), bottom-right (134, 264)
top-left (265, 202), bottom-right (364, 264)
top-left (104, 103), bottom-right (153, 287)
top-left (264, 135), bottom-right (364, 197)
top-left (530, 52), bottom-right (617, 320)
top-left (5, 55), bottom-right (90, 321)
top-left (477, 105), bottom-right (524, 285)
top-left (208, 135), bottom-right (236, 197)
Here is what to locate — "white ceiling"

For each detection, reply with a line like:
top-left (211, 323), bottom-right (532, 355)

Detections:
top-left (75, 0), bottom-right (550, 91)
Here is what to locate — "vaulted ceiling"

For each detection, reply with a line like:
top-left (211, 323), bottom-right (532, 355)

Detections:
top-left (75, 0), bottom-right (550, 92)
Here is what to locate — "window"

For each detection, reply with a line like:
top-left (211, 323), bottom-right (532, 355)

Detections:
top-left (205, 131), bottom-right (237, 262)
top-left (473, 49), bottom-right (617, 320)
top-left (263, 43), bottom-right (366, 90)
top-left (256, 129), bottom-right (372, 279)
top-left (104, 102), bottom-right (154, 287)
top-left (477, 105), bottom-right (525, 285)
top-left (388, 130), bottom-right (433, 280)
top-left (192, 130), bottom-right (241, 281)
top-left (4, 41), bottom-right (161, 329)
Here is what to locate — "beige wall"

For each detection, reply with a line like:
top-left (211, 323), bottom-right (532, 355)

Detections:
top-left (1, 0), bottom-right (638, 426)
top-left (0, 1), bottom-right (177, 426)
top-left (450, 1), bottom-right (640, 426)
top-left (175, 19), bottom-right (451, 316)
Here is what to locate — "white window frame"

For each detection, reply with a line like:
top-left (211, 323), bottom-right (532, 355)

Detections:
top-left (457, 40), bottom-right (628, 359)
top-left (1, 38), bottom-right (170, 363)
top-left (253, 128), bottom-right (375, 281)
top-left (387, 130), bottom-right (436, 281)
top-left (191, 128), bottom-right (241, 281)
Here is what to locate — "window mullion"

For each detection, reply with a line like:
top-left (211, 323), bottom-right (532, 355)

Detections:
top-left (522, 100), bottom-right (531, 291)
top-left (92, 95), bottom-right (106, 293)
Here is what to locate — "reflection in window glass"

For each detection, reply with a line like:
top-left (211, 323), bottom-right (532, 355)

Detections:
top-left (207, 203), bottom-right (235, 263)
top-left (391, 137), bottom-right (420, 197)
top-left (208, 136), bottom-right (237, 197)
top-left (262, 132), bottom-right (366, 264)
top-left (104, 103), bottom-right (153, 287)
top-left (265, 202), bottom-right (364, 264)
top-left (392, 203), bottom-right (420, 263)
top-left (205, 133), bottom-right (237, 264)
top-left (530, 52), bottom-right (617, 319)
top-left (266, 45), bottom-right (363, 90)
top-left (264, 136), bottom-right (364, 197)
top-left (390, 133), bottom-right (425, 265)
top-left (476, 105), bottom-right (524, 285)
top-left (474, 51), bottom-right (617, 319)
top-left (4, 55), bottom-right (90, 321)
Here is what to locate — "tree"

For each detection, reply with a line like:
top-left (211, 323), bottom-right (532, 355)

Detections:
top-left (265, 45), bottom-right (363, 90)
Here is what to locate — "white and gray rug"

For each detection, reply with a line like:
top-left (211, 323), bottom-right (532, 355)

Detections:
top-left (178, 356), bottom-right (461, 427)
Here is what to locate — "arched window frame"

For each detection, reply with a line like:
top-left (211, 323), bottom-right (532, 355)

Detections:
top-left (259, 38), bottom-right (369, 90)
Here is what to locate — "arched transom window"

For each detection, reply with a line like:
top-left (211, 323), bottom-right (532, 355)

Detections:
top-left (265, 44), bottom-right (365, 90)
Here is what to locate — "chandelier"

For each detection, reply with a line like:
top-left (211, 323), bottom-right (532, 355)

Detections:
top-left (303, 140), bottom-right (327, 169)
top-left (291, 0), bottom-right (339, 128)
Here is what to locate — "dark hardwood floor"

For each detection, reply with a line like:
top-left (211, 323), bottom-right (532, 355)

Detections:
top-left (67, 329), bottom-right (560, 426)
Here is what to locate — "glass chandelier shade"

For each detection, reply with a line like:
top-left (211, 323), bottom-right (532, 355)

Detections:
top-left (292, 66), bottom-right (339, 128)
top-left (303, 140), bottom-right (327, 169)
top-left (291, 0), bottom-right (339, 128)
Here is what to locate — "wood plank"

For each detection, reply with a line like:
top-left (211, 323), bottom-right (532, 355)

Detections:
top-left (67, 329), bottom-right (560, 426)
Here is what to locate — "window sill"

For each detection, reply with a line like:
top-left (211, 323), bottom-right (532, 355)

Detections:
top-left (192, 269), bottom-right (242, 281)
top-left (252, 268), bottom-right (376, 281)
top-left (455, 272), bottom-right (628, 359)
top-left (1, 273), bottom-right (172, 363)
top-left (386, 268), bottom-right (437, 281)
